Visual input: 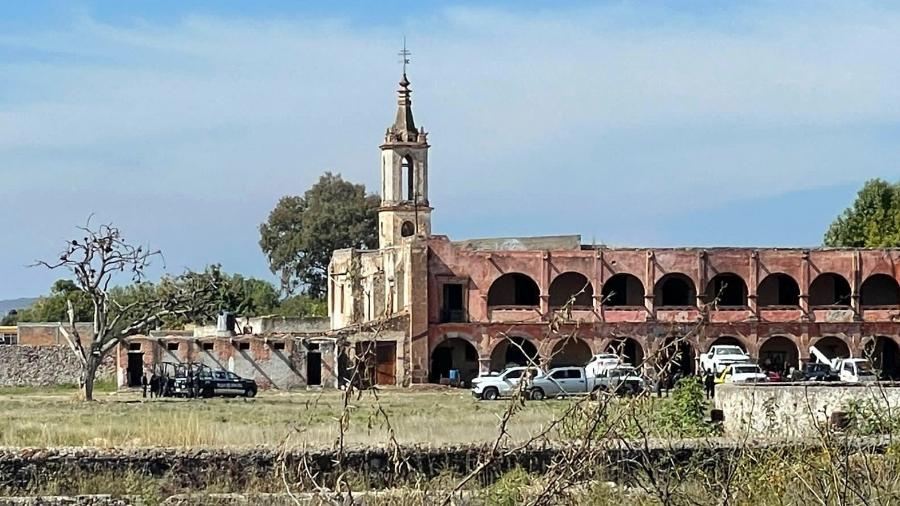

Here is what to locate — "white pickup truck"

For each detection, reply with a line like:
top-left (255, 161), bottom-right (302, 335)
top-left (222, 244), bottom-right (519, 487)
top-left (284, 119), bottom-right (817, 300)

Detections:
top-left (809, 346), bottom-right (877, 383)
top-left (527, 365), bottom-right (645, 399)
top-left (699, 345), bottom-right (751, 374)
top-left (471, 366), bottom-right (543, 400)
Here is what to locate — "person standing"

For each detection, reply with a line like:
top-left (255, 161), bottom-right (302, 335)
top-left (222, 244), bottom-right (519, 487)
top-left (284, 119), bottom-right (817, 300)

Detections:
top-left (141, 372), bottom-right (148, 398)
top-left (704, 369), bottom-right (716, 399)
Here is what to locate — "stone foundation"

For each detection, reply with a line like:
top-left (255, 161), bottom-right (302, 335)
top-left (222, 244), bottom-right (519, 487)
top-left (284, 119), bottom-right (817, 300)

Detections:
top-left (0, 346), bottom-right (114, 387)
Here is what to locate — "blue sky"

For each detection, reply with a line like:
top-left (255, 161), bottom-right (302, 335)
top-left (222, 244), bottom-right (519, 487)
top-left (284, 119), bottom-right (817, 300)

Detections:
top-left (2, 1), bottom-right (899, 299)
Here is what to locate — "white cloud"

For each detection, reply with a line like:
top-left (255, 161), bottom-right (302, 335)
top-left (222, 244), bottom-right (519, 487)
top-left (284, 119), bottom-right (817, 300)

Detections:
top-left (2, 2), bottom-right (900, 297)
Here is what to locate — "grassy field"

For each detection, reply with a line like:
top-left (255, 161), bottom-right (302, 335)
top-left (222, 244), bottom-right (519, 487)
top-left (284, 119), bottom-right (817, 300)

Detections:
top-left (0, 386), bottom-right (579, 448)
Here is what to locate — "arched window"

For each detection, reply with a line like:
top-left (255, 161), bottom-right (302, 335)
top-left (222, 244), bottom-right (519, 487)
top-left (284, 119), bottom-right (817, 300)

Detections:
top-left (705, 273), bottom-right (748, 307)
top-left (401, 155), bottom-right (415, 201)
top-left (809, 273), bottom-right (851, 307)
top-left (602, 274), bottom-right (645, 307)
top-left (654, 273), bottom-right (696, 307)
top-left (548, 272), bottom-right (593, 308)
top-left (860, 274), bottom-right (900, 307)
top-left (757, 273), bottom-right (800, 307)
top-left (400, 221), bottom-right (415, 237)
top-left (487, 273), bottom-right (540, 307)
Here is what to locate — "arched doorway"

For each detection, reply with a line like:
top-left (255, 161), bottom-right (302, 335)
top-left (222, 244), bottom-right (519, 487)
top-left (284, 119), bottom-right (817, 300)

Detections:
top-left (654, 273), bottom-right (697, 308)
top-left (602, 274), bottom-right (645, 307)
top-left (660, 336), bottom-right (696, 376)
top-left (487, 273), bottom-right (540, 308)
top-left (548, 272), bottom-right (594, 308)
top-left (705, 273), bottom-right (748, 307)
top-left (490, 336), bottom-right (539, 372)
top-left (809, 273), bottom-right (851, 307)
top-left (860, 274), bottom-right (900, 307)
top-left (864, 336), bottom-right (900, 379)
top-left (757, 274), bottom-right (800, 307)
top-left (430, 338), bottom-right (480, 384)
top-left (812, 336), bottom-right (851, 360)
top-left (605, 337), bottom-right (644, 367)
top-left (549, 337), bottom-right (592, 368)
top-left (758, 336), bottom-right (800, 373)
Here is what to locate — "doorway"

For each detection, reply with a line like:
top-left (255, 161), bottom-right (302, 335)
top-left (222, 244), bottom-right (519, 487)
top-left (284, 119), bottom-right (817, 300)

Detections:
top-left (127, 352), bottom-right (144, 387)
top-left (375, 342), bottom-right (396, 385)
top-left (307, 348), bottom-right (322, 386)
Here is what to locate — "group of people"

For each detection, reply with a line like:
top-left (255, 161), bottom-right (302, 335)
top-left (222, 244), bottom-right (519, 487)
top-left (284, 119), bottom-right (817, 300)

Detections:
top-left (140, 371), bottom-right (168, 398)
top-left (653, 368), bottom-right (718, 400)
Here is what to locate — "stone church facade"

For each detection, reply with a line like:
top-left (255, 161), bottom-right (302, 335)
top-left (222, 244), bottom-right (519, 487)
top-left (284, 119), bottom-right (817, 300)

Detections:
top-left (328, 73), bottom-right (900, 386)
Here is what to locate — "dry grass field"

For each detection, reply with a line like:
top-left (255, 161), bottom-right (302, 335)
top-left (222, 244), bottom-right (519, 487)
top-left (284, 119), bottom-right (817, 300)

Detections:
top-left (0, 385), bottom-right (575, 448)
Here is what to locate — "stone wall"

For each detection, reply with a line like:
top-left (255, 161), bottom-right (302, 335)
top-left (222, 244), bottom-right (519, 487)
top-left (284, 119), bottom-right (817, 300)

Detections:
top-left (716, 383), bottom-right (900, 437)
top-left (0, 346), bottom-right (114, 387)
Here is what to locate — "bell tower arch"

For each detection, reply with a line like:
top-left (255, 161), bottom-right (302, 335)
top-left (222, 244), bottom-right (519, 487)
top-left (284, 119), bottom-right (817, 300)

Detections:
top-left (378, 72), bottom-right (432, 248)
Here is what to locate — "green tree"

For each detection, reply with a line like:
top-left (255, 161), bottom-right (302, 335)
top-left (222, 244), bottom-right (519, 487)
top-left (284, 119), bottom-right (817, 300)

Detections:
top-left (259, 172), bottom-right (379, 297)
top-left (15, 279), bottom-right (93, 323)
top-left (824, 179), bottom-right (900, 247)
top-left (274, 294), bottom-right (327, 318)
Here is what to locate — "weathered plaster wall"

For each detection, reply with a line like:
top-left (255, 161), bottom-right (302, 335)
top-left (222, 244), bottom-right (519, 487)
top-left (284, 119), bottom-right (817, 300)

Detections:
top-left (716, 383), bottom-right (900, 437)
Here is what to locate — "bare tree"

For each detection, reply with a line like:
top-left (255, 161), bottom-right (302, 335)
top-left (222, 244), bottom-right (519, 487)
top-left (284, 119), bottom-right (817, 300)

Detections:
top-left (35, 220), bottom-right (221, 400)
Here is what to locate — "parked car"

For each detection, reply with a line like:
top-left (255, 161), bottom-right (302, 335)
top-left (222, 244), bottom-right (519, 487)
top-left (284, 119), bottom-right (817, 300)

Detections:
top-left (715, 363), bottom-right (768, 384)
top-left (471, 366), bottom-right (543, 400)
top-left (527, 365), bottom-right (645, 400)
top-left (584, 353), bottom-right (621, 378)
top-left (801, 362), bottom-right (839, 382)
top-left (699, 345), bottom-right (751, 374)
top-left (196, 369), bottom-right (258, 398)
top-left (766, 370), bottom-right (783, 382)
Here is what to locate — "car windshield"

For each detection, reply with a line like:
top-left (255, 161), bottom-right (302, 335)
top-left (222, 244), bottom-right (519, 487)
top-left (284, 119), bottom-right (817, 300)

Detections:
top-left (806, 363), bottom-right (829, 372)
top-left (715, 346), bottom-right (744, 355)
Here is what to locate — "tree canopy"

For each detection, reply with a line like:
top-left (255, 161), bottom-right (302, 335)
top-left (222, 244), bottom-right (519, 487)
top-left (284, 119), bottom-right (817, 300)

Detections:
top-left (259, 172), bottom-right (379, 297)
top-left (824, 179), bottom-right (900, 248)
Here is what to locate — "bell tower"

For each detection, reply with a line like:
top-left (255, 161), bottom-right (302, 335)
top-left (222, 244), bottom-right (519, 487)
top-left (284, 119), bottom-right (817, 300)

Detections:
top-left (378, 68), bottom-right (431, 249)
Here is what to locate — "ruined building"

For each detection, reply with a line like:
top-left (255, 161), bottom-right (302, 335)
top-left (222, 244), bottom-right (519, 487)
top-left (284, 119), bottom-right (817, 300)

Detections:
top-left (328, 71), bottom-right (900, 386)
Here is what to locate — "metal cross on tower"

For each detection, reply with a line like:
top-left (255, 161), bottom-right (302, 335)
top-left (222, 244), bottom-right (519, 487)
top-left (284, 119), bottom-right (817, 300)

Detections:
top-left (398, 37), bottom-right (411, 74)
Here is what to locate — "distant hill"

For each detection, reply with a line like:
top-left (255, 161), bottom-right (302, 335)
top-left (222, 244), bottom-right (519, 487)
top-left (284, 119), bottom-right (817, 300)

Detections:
top-left (0, 297), bottom-right (38, 317)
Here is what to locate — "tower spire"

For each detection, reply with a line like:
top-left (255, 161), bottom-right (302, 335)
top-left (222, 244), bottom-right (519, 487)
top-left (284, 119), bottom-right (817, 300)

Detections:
top-left (390, 37), bottom-right (418, 142)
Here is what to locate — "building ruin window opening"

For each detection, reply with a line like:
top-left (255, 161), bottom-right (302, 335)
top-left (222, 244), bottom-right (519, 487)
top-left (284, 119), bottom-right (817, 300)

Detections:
top-left (273, 341), bottom-right (286, 351)
top-left (307, 347), bottom-right (322, 386)
top-left (402, 155), bottom-right (414, 201)
top-left (202, 342), bottom-right (214, 351)
top-left (705, 273), bottom-right (748, 307)
top-left (654, 273), bottom-right (696, 307)
top-left (548, 272), bottom-right (594, 308)
top-left (237, 342), bottom-right (250, 351)
top-left (487, 273), bottom-right (540, 308)
top-left (441, 283), bottom-right (466, 322)
top-left (602, 273), bottom-right (645, 307)
top-left (860, 274), bottom-right (900, 307)
top-left (809, 273), bottom-right (852, 307)
top-left (400, 220), bottom-right (415, 237)
top-left (166, 342), bottom-right (179, 352)
top-left (757, 273), bottom-right (800, 307)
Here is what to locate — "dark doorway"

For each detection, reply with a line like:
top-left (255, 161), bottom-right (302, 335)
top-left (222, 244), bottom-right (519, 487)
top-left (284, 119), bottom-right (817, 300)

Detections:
top-left (307, 351), bottom-right (322, 386)
top-left (865, 336), bottom-right (900, 380)
top-left (605, 338), bottom-right (644, 367)
top-left (127, 352), bottom-right (144, 387)
top-left (490, 336), bottom-right (539, 372)
top-left (441, 283), bottom-right (466, 322)
top-left (430, 337), bottom-right (479, 384)
top-left (602, 274), bottom-right (645, 307)
top-left (705, 273), bottom-right (748, 307)
top-left (655, 274), bottom-right (697, 307)
top-left (661, 337), bottom-right (695, 376)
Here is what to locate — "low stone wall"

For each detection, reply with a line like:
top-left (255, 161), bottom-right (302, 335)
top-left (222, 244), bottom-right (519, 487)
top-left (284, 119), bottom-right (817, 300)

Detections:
top-left (716, 383), bottom-right (900, 437)
top-left (0, 346), bottom-right (114, 387)
top-left (1, 439), bottom-right (890, 493)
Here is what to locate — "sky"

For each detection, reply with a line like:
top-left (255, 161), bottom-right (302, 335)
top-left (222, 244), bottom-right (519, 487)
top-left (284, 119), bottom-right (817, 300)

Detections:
top-left (2, 1), bottom-right (899, 299)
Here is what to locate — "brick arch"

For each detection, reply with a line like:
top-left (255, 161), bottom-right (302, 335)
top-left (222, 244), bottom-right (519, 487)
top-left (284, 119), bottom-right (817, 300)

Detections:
top-left (860, 273), bottom-right (900, 307)
top-left (429, 334), bottom-right (481, 384)
top-left (810, 335), bottom-right (852, 358)
top-left (602, 273), bottom-right (645, 307)
top-left (758, 335), bottom-right (801, 371)
top-left (704, 272), bottom-right (749, 307)
top-left (429, 331), bottom-right (480, 356)
top-left (489, 334), bottom-right (540, 371)
top-left (757, 273), bottom-right (801, 307)
top-left (653, 272), bottom-right (698, 307)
